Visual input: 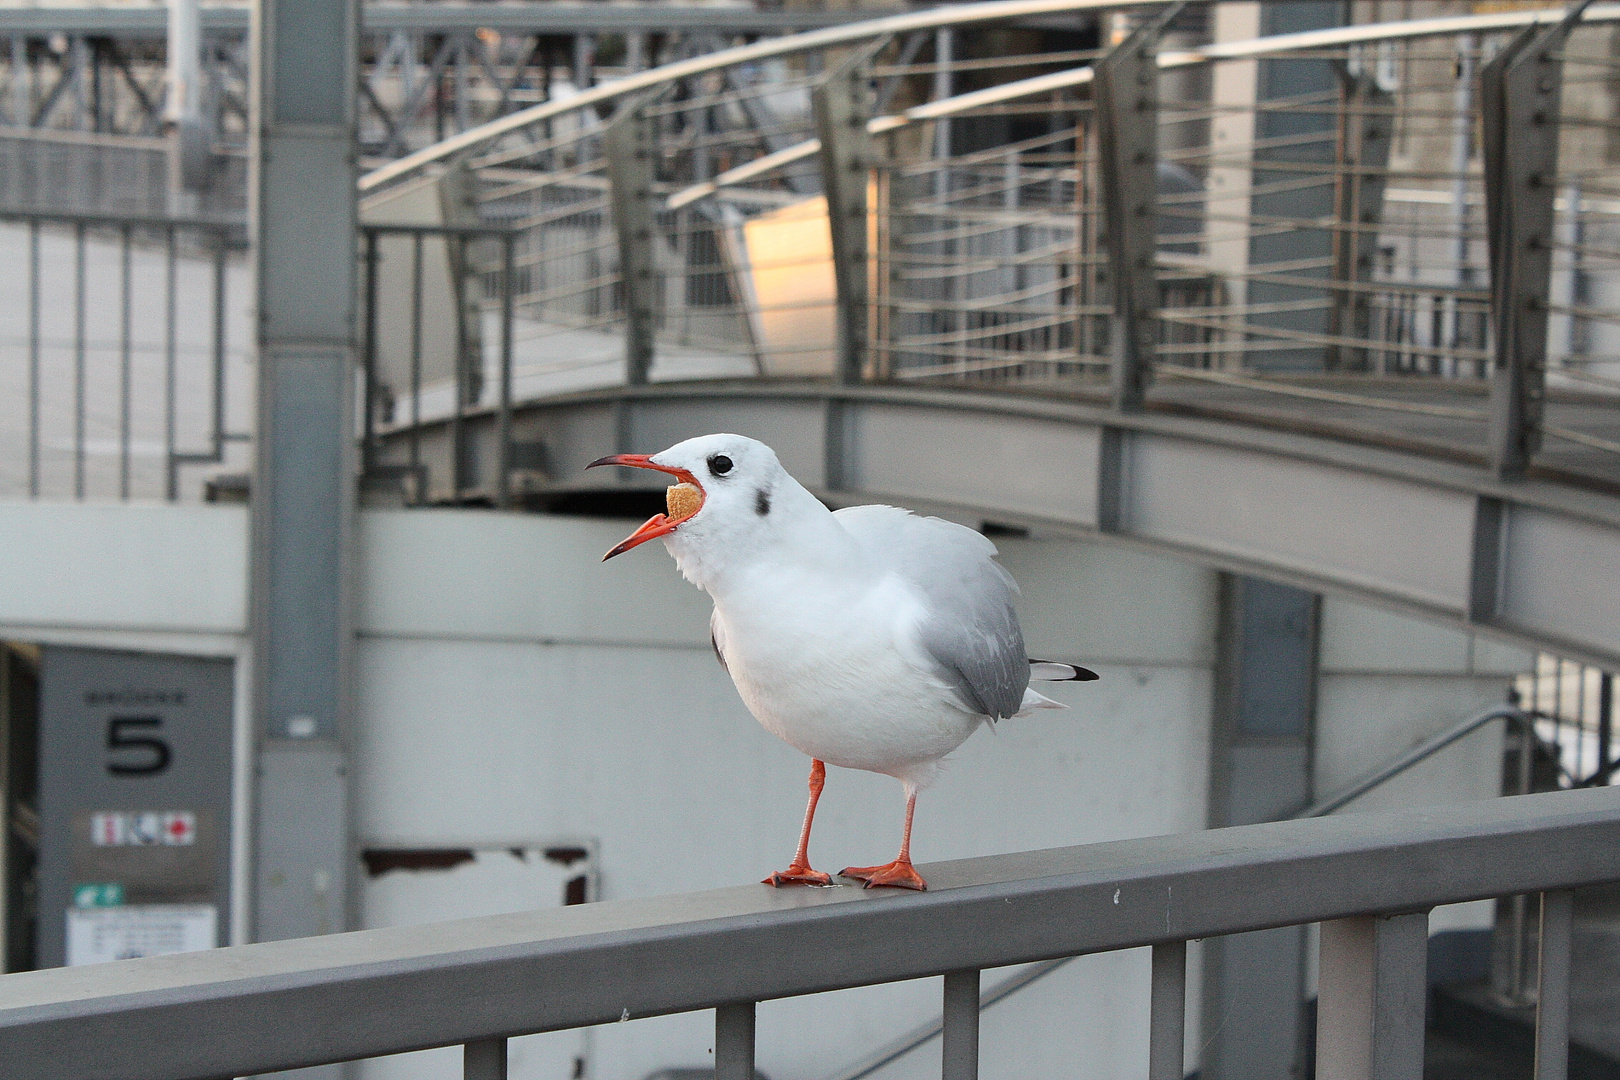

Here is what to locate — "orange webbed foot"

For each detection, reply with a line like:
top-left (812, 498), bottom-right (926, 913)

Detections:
top-left (764, 864), bottom-right (834, 887)
top-left (839, 860), bottom-right (927, 891)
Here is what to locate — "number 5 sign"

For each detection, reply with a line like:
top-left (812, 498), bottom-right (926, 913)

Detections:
top-left (37, 646), bottom-right (234, 969)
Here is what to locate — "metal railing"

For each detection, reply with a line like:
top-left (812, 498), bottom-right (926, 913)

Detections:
top-left (0, 207), bottom-right (248, 502)
top-left (353, 0), bottom-right (1620, 503)
top-left (2, 785), bottom-right (1618, 1080)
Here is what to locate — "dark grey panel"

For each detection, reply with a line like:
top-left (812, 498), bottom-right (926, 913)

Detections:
top-left (35, 647), bottom-right (234, 969)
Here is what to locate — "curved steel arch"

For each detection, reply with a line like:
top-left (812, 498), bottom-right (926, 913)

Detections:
top-left (361, 0), bottom-right (1620, 195)
top-left (396, 380), bottom-right (1620, 668)
top-left (358, 0), bottom-right (1162, 193)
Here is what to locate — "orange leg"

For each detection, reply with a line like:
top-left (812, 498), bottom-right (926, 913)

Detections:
top-left (764, 760), bottom-right (833, 886)
top-left (841, 785), bottom-right (927, 891)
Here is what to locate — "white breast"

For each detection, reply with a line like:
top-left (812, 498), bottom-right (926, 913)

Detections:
top-left (713, 570), bottom-right (982, 785)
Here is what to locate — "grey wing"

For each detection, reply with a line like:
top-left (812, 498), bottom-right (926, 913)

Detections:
top-left (915, 557), bottom-right (1029, 720)
top-left (836, 504), bottom-right (1030, 719)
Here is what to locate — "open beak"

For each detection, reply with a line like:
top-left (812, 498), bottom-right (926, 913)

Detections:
top-left (585, 454), bottom-right (706, 560)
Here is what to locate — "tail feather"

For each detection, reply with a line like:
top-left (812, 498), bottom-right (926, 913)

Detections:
top-left (1029, 659), bottom-right (1100, 682)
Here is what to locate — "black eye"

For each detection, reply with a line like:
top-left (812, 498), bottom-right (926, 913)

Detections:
top-left (708, 454), bottom-right (733, 476)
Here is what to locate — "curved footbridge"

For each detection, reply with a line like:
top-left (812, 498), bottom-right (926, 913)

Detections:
top-left (359, 0), bottom-right (1620, 670)
top-left (375, 375), bottom-right (1620, 670)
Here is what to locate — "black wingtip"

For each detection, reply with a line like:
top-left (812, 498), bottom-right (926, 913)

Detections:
top-left (1029, 659), bottom-right (1101, 682)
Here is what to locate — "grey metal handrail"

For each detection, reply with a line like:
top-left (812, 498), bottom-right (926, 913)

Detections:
top-left (1298, 703), bottom-right (1526, 818)
top-left (820, 700), bottom-right (1531, 1080)
top-left (1, 785), bottom-right (1617, 1080)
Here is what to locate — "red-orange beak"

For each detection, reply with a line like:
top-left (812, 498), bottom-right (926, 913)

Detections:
top-left (585, 454), bottom-right (706, 560)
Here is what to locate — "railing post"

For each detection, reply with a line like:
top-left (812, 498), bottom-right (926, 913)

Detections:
top-left (497, 230), bottom-right (515, 509)
top-left (813, 46), bottom-right (880, 385)
top-left (715, 1001), bottom-right (756, 1080)
top-left (1093, 6), bottom-right (1178, 411)
top-left (1149, 941), bottom-right (1186, 1080)
top-left (1535, 890), bottom-right (1574, 1080)
top-left (1327, 69), bottom-right (1392, 373)
top-left (1480, 4), bottom-right (1586, 479)
top-left (605, 94), bottom-right (660, 386)
top-left (1317, 912), bottom-right (1428, 1080)
top-left (464, 1037), bottom-right (508, 1080)
top-left (941, 968), bottom-right (980, 1080)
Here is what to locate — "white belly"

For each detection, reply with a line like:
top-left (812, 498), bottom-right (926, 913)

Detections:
top-left (714, 575), bottom-right (981, 784)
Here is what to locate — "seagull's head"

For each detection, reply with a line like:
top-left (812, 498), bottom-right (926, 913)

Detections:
top-left (587, 433), bottom-right (796, 564)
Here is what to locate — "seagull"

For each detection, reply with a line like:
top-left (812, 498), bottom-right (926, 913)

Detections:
top-left (588, 434), bottom-right (1097, 890)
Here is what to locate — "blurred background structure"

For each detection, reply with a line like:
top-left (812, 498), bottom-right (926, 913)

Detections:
top-left (0, 0), bottom-right (1619, 1078)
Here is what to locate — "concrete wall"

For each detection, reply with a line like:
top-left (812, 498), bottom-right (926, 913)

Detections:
top-left (0, 500), bottom-right (1540, 1080)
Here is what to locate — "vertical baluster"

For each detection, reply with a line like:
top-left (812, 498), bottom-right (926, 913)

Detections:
top-left (1149, 942), bottom-right (1186, 1080)
top-left (1535, 890), bottom-right (1574, 1080)
top-left (164, 224), bottom-right (178, 500)
top-left (27, 217), bottom-right (40, 498)
top-left (211, 227), bottom-right (227, 459)
top-left (362, 228), bottom-right (380, 479)
top-left (715, 1001), bottom-right (756, 1080)
top-left (941, 968), bottom-right (979, 1080)
top-left (1318, 912), bottom-right (1427, 1080)
top-left (410, 232), bottom-right (424, 502)
top-left (119, 223), bottom-right (131, 499)
top-left (74, 219), bottom-right (86, 499)
top-left (497, 230), bottom-right (515, 510)
top-left (464, 1037), bottom-right (507, 1080)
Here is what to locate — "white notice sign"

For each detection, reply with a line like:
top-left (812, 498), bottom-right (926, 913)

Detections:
top-left (65, 904), bottom-right (217, 966)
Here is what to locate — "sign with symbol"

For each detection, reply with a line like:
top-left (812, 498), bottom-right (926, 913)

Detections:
top-left (90, 811), bottom-right (196, 847)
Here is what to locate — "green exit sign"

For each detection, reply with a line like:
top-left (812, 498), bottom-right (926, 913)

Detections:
top-left (72, 883), bottom-right (125, 908)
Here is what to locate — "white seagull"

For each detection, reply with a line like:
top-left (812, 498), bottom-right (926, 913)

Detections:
top-left (589, 434), bottom-right (1097, 890)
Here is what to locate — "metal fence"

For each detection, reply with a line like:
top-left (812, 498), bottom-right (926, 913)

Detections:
top-left (2, 784), bottom-right (1618, 1080)
top-left (0, 208), bottom-right (249, 502)
top-left (354, 0), bottom-right (1620, 501)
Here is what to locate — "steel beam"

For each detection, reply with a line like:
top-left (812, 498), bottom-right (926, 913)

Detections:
top-left (249, 0), bottom-right (357, 1024)
top-left (604, 95), bottom-right (660, 386)
top-left (813, 47), bottom-right (881, 385)
top-left (1481, 5), bottom-right (1586, 478)
top-left (1093, 7), bottom-right (1177, 410)
top-left (3, 788), bottom-right (1620, 1080)
top-left (1317, 913), bottom-right (1428, 1080)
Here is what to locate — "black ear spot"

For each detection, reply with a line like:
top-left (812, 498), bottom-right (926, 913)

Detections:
top-left (755, 487), bottom-right (771, 517)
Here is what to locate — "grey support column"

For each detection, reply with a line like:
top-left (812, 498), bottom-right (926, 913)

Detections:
top-left (813, 48), bottom-right (880, 385)
top-left (605, 95), bottom-right (659, 386)
top-left (249, 0), bottom-right (357, 996)
top-left (1481, 4), bottom-right (1587, 479)
top-left (1317, 913), bottom-right (1429, 1080)
top-left (1200, 575), bottom-right (1319, 1080)
top-left (1093, 7), bottom-right (1176, 411)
